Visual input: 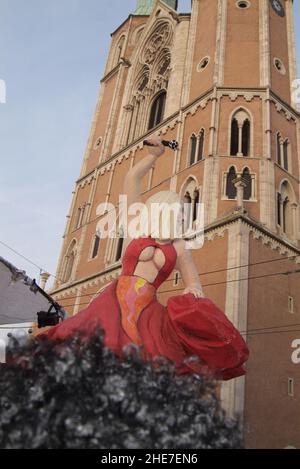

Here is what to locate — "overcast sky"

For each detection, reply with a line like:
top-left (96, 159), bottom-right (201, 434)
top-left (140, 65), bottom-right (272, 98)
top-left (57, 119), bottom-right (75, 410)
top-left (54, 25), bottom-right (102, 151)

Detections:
top-left (0, 0), bottom-right (299, 291)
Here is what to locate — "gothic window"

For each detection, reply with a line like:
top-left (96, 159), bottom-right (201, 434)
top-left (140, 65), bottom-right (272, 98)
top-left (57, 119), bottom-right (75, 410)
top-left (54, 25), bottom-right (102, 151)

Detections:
top-left (189, 134), bottom-right (197, 166)
top-left (148, 91), bottom-right (166, 130)
top-left (193, 190), bottom-right (200, 222)
top-left (197, 129), bottom-right (205, 162)
top-left (230, 109), bottom-right (251, 157)
top-left (242, 119), bottom-right (250, 156)
top-left (277, 192), bottom-right (282, 226)
top-left (115, 227), bottom-right (124, 262)
top-left (283, 140), bottom-right (289, 171)
top-left (226, 167), bottom-right (237, 199)
top-left (180, 177), bottom-right (201, 236)
top-left (183, 193), bottom-right (192, 234)
top-left (75, 208), bottom-right (82, 230)
top-left (91, 234), bottom-right (101, 259)
top-left (63, 240), bottom-right (77, 283)
top-left (242, 168), bottom-right (252, 200)
top-left (188, 130), bottom-right (205, 167)
top-left (277, 133), bottom-right (282, 165)
top-left (277, 181), bottom-right (296, 239)
top-left (124, 21), bottom-right (172, 145)
top-left (113, 35), bottom-right (125, 68)
top-left (230, 119), bottom-right (239, 156)
top-left (158, 55), bottom-right (171, 76)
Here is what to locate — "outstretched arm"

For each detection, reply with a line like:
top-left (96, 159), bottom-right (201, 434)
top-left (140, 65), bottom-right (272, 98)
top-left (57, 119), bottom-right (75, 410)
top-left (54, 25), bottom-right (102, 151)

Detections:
top-left (123, 136), bottom-right (165, 207)
top-left (121, 136), bottom-right (165, 252)
top-left (175, 239), bottom-right (205, 299)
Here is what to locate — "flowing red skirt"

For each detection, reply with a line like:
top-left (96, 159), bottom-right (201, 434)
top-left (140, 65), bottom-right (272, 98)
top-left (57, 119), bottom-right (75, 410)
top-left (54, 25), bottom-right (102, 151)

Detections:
top-left (39, 279), bottom-right (249, 381)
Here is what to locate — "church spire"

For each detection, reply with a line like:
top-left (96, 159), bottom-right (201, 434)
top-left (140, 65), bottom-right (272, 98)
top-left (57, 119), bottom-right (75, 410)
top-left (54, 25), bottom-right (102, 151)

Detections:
top-left (134, 0), bottom-right (178, 16)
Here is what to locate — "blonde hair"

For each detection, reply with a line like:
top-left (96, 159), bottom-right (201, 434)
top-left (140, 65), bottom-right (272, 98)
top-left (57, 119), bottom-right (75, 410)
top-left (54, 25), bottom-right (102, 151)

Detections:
top-left (140, 191), bottom-right (183, 240)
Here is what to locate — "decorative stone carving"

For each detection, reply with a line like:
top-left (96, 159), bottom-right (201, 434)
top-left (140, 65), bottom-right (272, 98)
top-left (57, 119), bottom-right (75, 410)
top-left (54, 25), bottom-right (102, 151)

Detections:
top-left (142, 23), bottom-right (172, 65)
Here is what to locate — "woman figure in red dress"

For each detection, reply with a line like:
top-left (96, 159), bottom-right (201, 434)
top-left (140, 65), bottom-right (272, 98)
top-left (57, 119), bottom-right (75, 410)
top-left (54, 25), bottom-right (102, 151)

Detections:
top-left (39, 137), bottom-right (249, 380)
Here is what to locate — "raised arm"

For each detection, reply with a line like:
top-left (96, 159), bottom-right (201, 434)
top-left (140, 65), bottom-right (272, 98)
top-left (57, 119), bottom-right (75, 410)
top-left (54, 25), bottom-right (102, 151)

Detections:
top-left (175, 239), bottom-right (205, 299)
top-left (121, 136), bottom-right (165, 252)
top-left (123, 136), bottom-right (165, 207)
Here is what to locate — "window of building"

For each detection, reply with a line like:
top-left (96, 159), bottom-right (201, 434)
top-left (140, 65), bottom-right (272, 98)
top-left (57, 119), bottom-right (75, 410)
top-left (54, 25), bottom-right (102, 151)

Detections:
top-left (242, 168), bottom-right (252, 200)
top-left (197, 56), bottom-right (210, 72)
top-left (288, 378), bottom-right (294, 397)
top-left (188, 130), bottom-right (205, 166)
top-left (75, 208), bottom-right (82, 230)
top-left (113, 35), bottom-right (126, 68)
top-left (148, 91), bottom-right (166, 130)
top-left (236, 0), bottom-right (251, 9)
top-left (288, 296), bottom-right (294, 314)
top-left (277, 192), bottom-right (282, 226)
top-left (230, 119), bottom-right (239, 156)
top-left (173, 271), bottom-right (180, 287)
top-left (115, 227), bottom-right (125, 262)
top-left (283, 140), bottom-right (289, 171)
top-left (230, 109), bottom-right (251, 157)
top-left (277, 133), bottom-right (282, 165)
top-left (197, 130), bottom-right (205, 162)
top-left (92, 234), bottom-right (101, 259)
top-left (63, 240), bottom-right (77, 283)
top-left (226, 167), bottom-right (237, 199)
top-left (183, 193), bottom-right (192, 234)
top-left (277, 181), bottom-right (296, 239)
top-left (193, 190), bottom-right (200, 222)
top-left (242, 119), bottom-right (250, 156)
top-left (189, 134), bottom-right (197, 166)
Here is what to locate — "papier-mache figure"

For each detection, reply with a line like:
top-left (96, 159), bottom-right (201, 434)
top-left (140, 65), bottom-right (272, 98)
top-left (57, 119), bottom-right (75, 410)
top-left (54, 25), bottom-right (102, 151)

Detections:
top-left (39, 136), bottom-right (249, 380)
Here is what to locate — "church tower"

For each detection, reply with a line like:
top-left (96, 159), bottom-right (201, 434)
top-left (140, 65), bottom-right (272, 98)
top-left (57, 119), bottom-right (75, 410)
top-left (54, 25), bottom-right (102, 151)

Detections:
top-left (49, 0), bottom-right (300, 448)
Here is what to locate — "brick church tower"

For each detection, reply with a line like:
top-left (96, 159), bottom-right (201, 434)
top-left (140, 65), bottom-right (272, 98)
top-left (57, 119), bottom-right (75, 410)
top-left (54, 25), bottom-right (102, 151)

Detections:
top-left (49, 0), bottom-right (300, 448)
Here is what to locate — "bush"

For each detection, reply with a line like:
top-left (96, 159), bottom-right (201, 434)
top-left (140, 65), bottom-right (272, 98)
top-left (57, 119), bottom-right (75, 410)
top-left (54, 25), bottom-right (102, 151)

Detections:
top-left (0, 330), bottom-right (243, 449)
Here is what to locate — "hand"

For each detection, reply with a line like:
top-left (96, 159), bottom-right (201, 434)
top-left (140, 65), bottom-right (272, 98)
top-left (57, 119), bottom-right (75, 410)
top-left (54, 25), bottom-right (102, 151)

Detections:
top-left (183, 286), bottom-right (205, 299)
top-left (146, 136), bottom-right (165, 158)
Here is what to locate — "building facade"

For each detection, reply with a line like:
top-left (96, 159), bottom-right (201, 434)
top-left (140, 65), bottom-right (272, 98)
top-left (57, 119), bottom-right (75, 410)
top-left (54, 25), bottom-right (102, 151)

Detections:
top-left (48, 0), bottom-right (300, 448)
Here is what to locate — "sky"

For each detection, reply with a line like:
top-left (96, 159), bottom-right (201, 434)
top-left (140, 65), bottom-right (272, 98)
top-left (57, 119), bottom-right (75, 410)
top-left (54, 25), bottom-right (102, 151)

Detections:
top-left (0, 0), bottom-right (299, 292)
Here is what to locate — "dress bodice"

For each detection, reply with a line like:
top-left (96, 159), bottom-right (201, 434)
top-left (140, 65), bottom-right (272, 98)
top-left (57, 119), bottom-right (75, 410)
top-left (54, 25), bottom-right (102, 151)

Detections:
top-left (120, 236), bottom-right (177, 289)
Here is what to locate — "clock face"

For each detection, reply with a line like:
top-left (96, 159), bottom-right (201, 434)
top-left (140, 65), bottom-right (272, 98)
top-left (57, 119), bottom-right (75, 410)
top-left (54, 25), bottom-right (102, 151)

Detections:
top-left (270, 0), bottom-right (285, 17)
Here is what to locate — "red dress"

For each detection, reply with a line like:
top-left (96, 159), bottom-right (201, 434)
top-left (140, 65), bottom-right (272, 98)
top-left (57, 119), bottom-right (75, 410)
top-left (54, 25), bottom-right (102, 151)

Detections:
top-left (39, 237), bottom-right (249, 380)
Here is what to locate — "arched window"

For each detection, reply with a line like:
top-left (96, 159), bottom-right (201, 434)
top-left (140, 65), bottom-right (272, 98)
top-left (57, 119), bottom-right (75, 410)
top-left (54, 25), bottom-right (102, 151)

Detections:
top-left (148, 91), bottom-right (166, 130)
top-left (226, 167), bottom-right (237, 199)
top-left (277, 133), bottom-right (282, 165)
top-left (277, 181), bottom-right (296, 239)
top-left (283, 140), bottom-right (289, 171)
top-left (193, 190), bottom-right (200, 222)
top-left (230, 109), bottom-right (251, 157)
top-left (115, 227), bottom-right (124, 262)
top-left (189, 134), bottom-right (197, 166)
top-left (242, 119), bottom-right (250, 157)
top-left (230, 119), bottom-right (239, 156)
top-left (75, 208), bottom-right (82, 230)
top-left (277, 192), bottom-right (282, 226)
top-left (242, 168), bottom-right (252, 200)
top-left (113, 35), bottom-right (125, 68)
top-left (183, 193), bottom-right (192, 234)
top-left (92, 234), bottom-right (101, 259)
top-left (64, 240), bottom-right (77, 283)
top-left (197, 130), bottom-right (205, 162)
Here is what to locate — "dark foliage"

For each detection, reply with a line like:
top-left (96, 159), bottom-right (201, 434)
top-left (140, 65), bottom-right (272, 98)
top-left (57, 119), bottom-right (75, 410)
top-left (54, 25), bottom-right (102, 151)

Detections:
top-left (0, 330), bottom-right (243, 449)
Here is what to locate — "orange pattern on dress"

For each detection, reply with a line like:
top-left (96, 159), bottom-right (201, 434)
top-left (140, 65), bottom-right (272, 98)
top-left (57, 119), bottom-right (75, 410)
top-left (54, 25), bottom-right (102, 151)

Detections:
top-left (116, 275), bottom-right (156, 345)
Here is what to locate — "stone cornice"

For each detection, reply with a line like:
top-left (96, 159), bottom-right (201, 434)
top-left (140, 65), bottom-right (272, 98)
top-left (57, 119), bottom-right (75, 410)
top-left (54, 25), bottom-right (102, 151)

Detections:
top-left (75, 87), bottom-right (299, 184)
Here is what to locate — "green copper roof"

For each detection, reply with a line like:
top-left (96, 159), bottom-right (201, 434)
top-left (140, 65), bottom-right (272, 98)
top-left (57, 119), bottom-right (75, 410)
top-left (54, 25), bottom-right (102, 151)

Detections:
top-left (134, 0), bottom-right (178, 16)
